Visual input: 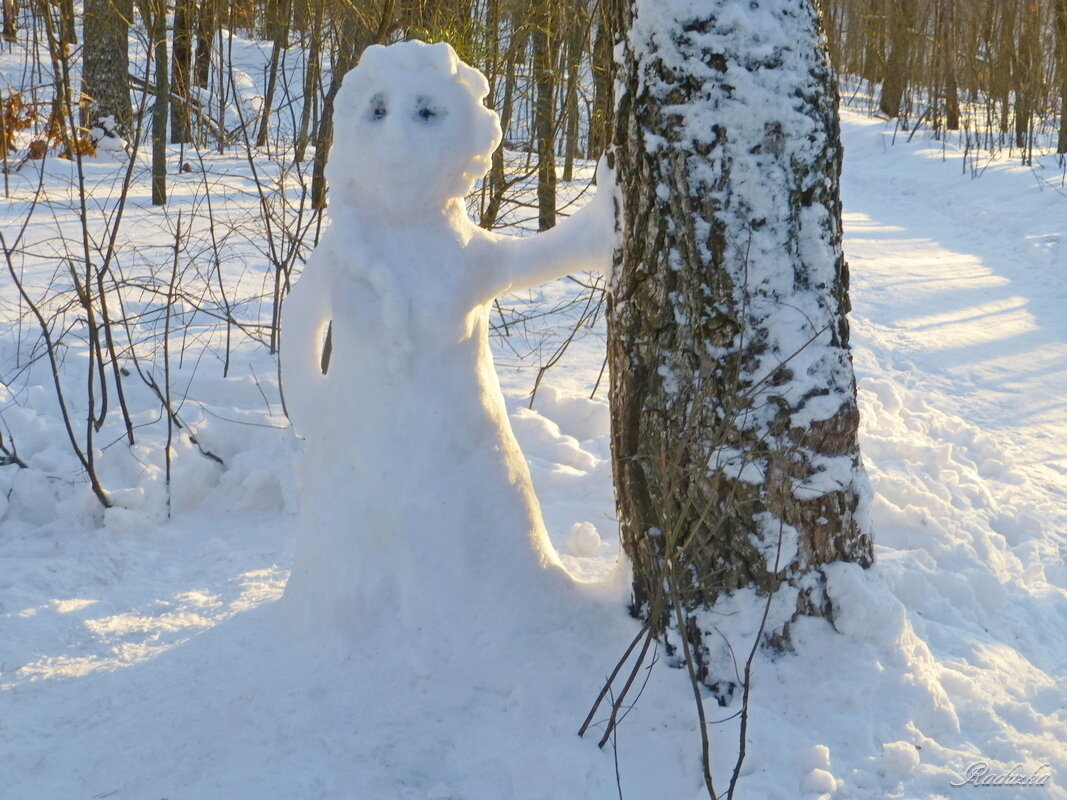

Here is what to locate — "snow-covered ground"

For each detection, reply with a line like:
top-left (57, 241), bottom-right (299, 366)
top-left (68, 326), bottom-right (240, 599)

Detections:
top-left (2, 47), bottom-right (1066, 800)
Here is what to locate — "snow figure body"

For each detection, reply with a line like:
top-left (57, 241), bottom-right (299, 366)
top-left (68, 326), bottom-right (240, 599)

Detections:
top-left (281, 41), bottom-right (615, 635)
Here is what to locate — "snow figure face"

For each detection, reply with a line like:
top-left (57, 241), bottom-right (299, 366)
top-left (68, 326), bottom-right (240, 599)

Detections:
top-left (327, 40), bottom-right (502, 213)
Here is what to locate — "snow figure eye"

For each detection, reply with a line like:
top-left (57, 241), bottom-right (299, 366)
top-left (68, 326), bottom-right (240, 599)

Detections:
top-left (369, 93), bottom-right (387, 121)
top-left (414, 96), bottom-right (447, 124)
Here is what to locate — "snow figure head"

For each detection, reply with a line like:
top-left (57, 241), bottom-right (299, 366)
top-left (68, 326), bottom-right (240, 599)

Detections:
top-left (328, 40), bottom-right (502, 214)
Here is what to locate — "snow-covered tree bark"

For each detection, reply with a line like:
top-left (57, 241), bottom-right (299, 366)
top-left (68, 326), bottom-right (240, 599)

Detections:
top-left (82, 0), bottom-right (131, 139)
top-left (607, 0), bottom-right (874, 677)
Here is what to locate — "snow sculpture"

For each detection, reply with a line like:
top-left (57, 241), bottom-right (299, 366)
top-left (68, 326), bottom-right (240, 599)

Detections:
top-left (280, 40), bottom-right (615, 635)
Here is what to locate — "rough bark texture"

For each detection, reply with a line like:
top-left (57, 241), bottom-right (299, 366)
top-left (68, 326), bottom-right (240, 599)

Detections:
top-left (81, 0), bottom-right (131, 138)
top-left (607, 0), bottom-right (874, 678)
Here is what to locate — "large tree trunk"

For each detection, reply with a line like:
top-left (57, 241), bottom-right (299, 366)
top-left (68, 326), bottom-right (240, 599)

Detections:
top-left (81, 0), bottom-right (132, 139)
top-left (607, 0), bottom-right (873, 680)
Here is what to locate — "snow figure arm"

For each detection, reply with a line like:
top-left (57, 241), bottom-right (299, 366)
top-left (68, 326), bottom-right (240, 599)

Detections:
top-left (488, 158), bottom-right (618, 296)
top-left (280, 255), bottom-right (333, 432)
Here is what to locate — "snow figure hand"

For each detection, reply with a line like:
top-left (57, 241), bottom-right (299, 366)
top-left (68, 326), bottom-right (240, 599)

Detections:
top-left (488, 156), bottom-right (619, 295)
top-left (589, 153), bottom-right (621, 282)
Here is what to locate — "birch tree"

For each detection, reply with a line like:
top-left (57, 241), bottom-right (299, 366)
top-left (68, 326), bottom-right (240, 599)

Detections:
top-left (606, 0), bottom-right (874, 681)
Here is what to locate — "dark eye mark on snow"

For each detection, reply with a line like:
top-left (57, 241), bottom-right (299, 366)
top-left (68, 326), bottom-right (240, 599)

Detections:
top-left (414, 96), bottom-right (447, 123)
top-left (369, 93), bottom-right (387, 121)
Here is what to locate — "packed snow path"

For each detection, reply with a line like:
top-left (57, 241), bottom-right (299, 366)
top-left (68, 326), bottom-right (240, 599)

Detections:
top-left (844, 120), bottom-right (1067, 498)
top-left (1, 110), bottom-right (1065, 799)
top-left (835, 116), bottom-right (1067, 797)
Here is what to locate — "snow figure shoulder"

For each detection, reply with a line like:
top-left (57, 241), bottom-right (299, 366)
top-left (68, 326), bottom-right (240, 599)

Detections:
top-left (280, 39), bottom-right (619, 641)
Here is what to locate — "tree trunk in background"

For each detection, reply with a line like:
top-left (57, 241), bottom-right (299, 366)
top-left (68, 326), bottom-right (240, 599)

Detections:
top-left (265, 0), bottom-right (290, 47)
top-left (879, 0), bottom-right (914, 117)
top-left (310, 1), bottom-right (392, 209)
top-left (996, 3), bottom-right (1016, 134)
top-left (58, 0), bottom-right (75, 45)
top-left (819, 0), bottom-right (843, 68)
top-left (294, 0), bottom-right (323, 163)
top-left (232, 0), bottom-right (253, 32)
top-left (607, 0), bottom-right (874, 680)
top-left (481, 19), bottom-right (520, 229)
top-left (292, 0), bottom-right (309, 33)
top-left (935, 0), bottom-right (960, 130)
top-left (195, 0), bottom-right (217, 89)
top-left (1056, 0), bottom-right (1067, 153)
top-left (149, 0), bottom-right (168, 205)
top-left (1014, 0), bottom-right (1038, 155)
top-left (2, 0), bottom-right (17, 42)
top-left (256, 0), bottom-right (291, 147)
top-left (310, 9), bottom-right (365, 210)
top-left (858, 0), bottom-right (885, 84)
top-left (171, 0), bottom-right (194, 144)
top-left (406, 0), bottom-right (473, 37)
top-left (560, 8), bottom-right (584, 182)
top-left (532, 3), bottom-right (557, 230)
top-left (589, 15), bottom-right (612, 157)
top-left (479, 0), bottom-right (504, 227)
top-left (82, 0), bottom-right (132, 139)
